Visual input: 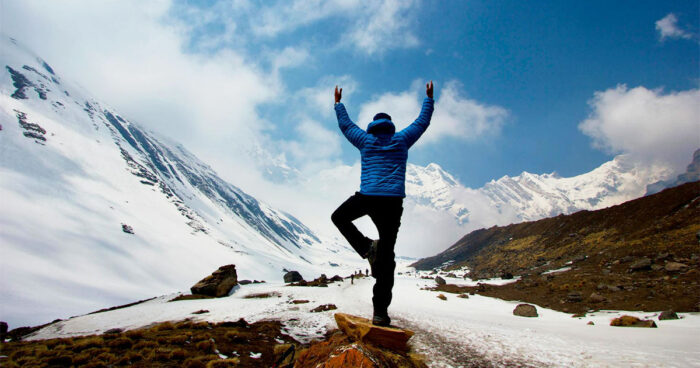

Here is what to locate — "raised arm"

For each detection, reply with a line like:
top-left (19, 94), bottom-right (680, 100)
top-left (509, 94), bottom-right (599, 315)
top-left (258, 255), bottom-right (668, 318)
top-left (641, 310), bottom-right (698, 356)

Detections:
top-left (398, 81), bottom-right (435, 148)
top-left (334, 85), bottom-right (368, 149)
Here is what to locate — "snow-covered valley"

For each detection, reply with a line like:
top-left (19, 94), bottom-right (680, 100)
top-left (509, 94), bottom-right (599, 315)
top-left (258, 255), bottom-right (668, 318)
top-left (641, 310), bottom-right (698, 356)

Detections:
top-left (26, 271), bottom-right (700, 367)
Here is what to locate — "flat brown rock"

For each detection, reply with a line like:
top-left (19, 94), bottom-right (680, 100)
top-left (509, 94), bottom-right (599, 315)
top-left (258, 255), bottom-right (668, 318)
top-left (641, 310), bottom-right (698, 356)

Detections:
top-left (334, 313), bottom-right (414, 352)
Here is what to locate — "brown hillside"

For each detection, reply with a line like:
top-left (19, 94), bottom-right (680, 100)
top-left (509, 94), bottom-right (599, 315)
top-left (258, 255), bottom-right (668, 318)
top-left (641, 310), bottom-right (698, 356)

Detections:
top-left (412, 182), bottom-right (700, 313)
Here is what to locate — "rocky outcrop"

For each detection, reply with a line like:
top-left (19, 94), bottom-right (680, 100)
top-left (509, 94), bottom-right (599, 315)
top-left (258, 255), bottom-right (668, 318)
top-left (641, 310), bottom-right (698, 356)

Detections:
top-left (190, 264), bottom-right (238, 297)
top-left (294, 330), bottom-right (426, 368)
top-left (334, 313), bottom-right (414, 352)
top-left (284, 271), bottom-right (303, 283)
top-left (513, 304), bottom-right (538, 317)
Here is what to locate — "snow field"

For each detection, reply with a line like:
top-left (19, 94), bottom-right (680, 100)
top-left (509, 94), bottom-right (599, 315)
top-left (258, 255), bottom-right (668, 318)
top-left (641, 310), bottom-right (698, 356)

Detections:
top-left (27, 275), bottom-right (700, 368)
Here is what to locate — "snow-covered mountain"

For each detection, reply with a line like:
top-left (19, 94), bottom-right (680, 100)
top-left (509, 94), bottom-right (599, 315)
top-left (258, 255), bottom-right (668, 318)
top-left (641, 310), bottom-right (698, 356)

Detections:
top-left (0, 36), bottom-right (360, 327)
top-left (405, 156), bottom-right (671, 226)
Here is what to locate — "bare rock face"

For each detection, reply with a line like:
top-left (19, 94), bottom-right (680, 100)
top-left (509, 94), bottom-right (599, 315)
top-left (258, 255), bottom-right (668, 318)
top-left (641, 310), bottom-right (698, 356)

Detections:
top-left (334, 313), bottom-right (414, 352)
top-left (513, 303), bottom-right (538, 317)
top-left (190, 264), bottom-right (238, 297)
top-left (610, 315), bottom-right (657, 328)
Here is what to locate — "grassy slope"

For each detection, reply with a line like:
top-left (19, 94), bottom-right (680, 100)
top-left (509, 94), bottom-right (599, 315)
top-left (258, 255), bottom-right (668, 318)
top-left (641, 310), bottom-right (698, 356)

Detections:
top-left (414, 181), bottom-right (700, 313)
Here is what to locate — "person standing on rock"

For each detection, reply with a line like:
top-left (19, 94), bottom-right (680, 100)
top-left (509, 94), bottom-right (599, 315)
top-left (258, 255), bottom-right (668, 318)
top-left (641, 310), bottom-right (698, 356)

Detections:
top-left (331, 81), bottom-right (435, 326)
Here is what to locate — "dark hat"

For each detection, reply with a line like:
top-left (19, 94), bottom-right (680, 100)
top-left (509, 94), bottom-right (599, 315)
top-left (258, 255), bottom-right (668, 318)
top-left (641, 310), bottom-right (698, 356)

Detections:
top-left (373, 112), bottom-right (392, 121)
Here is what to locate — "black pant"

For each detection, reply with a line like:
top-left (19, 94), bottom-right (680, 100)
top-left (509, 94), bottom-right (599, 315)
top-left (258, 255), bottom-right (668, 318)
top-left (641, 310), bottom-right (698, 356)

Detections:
top-left (331, 192), bottom-right (403, 316)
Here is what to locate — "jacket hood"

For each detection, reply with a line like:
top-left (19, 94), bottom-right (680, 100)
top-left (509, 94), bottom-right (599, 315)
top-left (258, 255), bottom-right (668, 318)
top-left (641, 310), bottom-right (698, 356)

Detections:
top-left (367, 118), bottom-right (395, 135)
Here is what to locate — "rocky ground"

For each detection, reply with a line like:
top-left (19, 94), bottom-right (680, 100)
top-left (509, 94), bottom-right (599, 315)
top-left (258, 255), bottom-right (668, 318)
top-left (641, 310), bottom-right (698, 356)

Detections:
top-left (416, 181), bottom-right (700, 314)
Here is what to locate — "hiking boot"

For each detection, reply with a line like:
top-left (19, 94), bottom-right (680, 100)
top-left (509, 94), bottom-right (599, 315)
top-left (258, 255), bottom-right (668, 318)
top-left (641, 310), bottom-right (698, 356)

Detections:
top-left (365, 240), bottom-right (379, 277)
top-left (372, 313), bottom-right (391, 327)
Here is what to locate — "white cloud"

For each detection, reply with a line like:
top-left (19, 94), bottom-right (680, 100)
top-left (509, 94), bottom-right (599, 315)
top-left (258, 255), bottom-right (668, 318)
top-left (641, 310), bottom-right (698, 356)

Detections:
top-left (358, 80), bottom-right (508, 146)
top-left (211, 0), bottom-right (421, 55)
top-left (345, 0), bottom-right (420, 55)
top-left (655, 13), bottom-right (694, 41)
top-left (579, 85), bottom-right (700, 175)
top-left (298, 75), bottom-right (359, 118)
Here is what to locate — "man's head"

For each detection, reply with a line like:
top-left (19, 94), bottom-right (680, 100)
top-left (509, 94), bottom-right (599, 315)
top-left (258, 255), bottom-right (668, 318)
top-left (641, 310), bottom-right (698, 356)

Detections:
top-left (368, 112), bottom-right (395, 135)
top-left (373, 112), bottom-right (392, 121)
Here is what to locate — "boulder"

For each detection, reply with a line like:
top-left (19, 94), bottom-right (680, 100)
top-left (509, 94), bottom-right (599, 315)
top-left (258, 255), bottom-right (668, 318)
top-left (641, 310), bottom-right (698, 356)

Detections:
top-left (445, 273), bottom-right (457, 278)
top-left (334, 313), bottom-right (414, 352)
top-left (513, 304), bottom-right (538, 317)
top-left (284, 271), bottom-right (303, 283)
top-left (457, 293), bottom-right (469, 299)
top-left (437, 294), bottom-right (447, 301)
top-left (629, 257), bottom-right (652, 272)
top-left (665, 262), bottom-right (688, 273)
top-left (658, 310), bottom-right (679, 320)
top-left (238, 280), bottom-right (252, 285)
top-left (434, 276), bottom-right (446, 285)
top-left (190, 264), bottom-right (238, 297)
top-left (610, 315), bottom-right (657, 328)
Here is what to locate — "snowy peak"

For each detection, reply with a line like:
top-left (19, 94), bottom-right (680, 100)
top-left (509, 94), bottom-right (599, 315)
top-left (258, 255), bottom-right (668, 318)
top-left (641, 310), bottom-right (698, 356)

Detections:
top-left (406, 163), bottom-right (470, 224)
top-left (404, 155), bottom-right (672, 228)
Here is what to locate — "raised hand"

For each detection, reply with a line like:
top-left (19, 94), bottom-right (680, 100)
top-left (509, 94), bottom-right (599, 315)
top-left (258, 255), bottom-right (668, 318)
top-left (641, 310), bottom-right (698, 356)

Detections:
top-left (335, 85), bottom-right (343, 103)
top-left (426, 80), bottom-right (434, 99)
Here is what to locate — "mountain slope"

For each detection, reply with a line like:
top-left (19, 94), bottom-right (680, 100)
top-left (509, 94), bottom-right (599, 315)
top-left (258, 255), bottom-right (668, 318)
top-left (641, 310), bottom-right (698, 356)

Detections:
top-left (0, 36), bottom-right (359, 327)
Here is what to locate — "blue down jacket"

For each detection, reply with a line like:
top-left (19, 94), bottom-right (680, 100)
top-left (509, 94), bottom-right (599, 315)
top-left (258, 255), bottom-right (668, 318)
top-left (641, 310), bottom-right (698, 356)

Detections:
top-left (335, 97), bottom-right (434, 197)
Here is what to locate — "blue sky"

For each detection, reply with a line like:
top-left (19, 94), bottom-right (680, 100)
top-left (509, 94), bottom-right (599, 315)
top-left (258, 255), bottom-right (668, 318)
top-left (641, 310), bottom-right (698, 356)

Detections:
top-left (165, 0), bottom-right (699, 187)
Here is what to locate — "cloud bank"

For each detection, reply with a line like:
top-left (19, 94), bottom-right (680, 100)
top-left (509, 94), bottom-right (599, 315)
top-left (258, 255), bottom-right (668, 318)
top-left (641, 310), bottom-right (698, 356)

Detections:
top-left (579, 85), bottom-right (700, 175)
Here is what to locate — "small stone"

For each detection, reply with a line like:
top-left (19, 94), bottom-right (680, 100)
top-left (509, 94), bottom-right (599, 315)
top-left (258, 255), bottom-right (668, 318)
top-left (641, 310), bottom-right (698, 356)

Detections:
top-left (572, 313), bottom-right (586, 318)
top-left (655, 253), bottom-right (670, 261)
top-left (104, 328), bottom-right (123, 334)
top-left (191, 309), bottom-right (209, 314)
top-left (437, 294), bottom-right (447, 301)
top-left (513, 304), bottom-right (538, 317)
top-left (435, 276), bottom-right (446, 285)
top-left (629, 257), bottom-right (652, 272)
top-left (457, 293), bottom-right (469, 299)
top-left (651, 264), bottom-right (663, 271)
top-left (589, 293), bottom-right (606, 303)
top-left (658, 310), bottom-right (679, 320)
top-left (238, 280), bottom-right (252, 285)
top-left (620, 256), bottom-right (634, 263)
top-left (587, 321), bottom-right (595, 325)
top-left (665, 262), bottom-right (689, 273)
top-left (567, 291), bottom-right (583, 302)
top-left (311, 304), bottom-right (337, 313)
top-left (445, 273), bottom-right (457, 278)
top-left (610, 315), bottom-right (657, 328)
top-left (291, 299), bottom-right (309, 304)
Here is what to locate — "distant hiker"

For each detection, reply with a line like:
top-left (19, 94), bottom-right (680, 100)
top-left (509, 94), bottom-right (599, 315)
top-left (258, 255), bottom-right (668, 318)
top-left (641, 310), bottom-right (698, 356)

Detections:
top-left (331, 81), bottom-right (435, 326)
top-left (351, 273), bottom-right (354, 284)
top-left (365, 268), bottom-right (369, 276)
